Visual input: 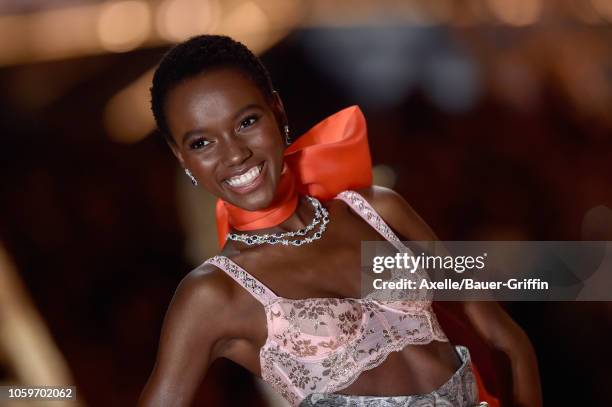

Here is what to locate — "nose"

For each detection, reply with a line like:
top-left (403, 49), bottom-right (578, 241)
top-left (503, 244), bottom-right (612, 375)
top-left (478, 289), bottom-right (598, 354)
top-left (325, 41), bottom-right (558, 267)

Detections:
top-left (221, 135), bottom-right (252, 167)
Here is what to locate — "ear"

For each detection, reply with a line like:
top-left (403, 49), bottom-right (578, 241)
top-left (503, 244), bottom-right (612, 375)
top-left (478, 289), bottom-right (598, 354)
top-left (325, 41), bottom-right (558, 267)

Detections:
top-left (270, 90), bottom-right (288, 129)
top-left (167, 139), bottom-right (185, 167)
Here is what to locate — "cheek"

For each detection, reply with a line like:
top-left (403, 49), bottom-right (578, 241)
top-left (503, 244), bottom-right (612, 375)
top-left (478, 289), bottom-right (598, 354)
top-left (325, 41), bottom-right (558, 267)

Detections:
top-left (257, 121), bottom-right (284, 150)
top-left (184, 155), bottom-right (215, 181)
top-left (261, 131), bottom-right (285, 170)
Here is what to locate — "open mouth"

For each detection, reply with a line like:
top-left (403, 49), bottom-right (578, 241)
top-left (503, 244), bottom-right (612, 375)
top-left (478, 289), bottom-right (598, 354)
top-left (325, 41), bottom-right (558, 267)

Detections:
top-left (223, 162), bottom-right (266, 192)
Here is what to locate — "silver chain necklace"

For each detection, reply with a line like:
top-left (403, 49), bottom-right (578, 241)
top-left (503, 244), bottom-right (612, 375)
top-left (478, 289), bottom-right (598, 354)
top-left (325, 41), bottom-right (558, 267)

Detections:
top-left (226, 196), bottom-right (329, 246)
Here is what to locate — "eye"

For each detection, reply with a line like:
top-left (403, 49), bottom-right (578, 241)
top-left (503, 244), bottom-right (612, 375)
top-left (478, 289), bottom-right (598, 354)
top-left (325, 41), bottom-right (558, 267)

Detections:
top-left (189, 138), bottom-right (210, 150)
top-left (238, 115), bottom-right (259, 130)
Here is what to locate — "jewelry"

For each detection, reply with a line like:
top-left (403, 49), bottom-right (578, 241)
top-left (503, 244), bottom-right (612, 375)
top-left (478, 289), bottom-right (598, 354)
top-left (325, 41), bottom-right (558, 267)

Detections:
top-left (184, 168), bottom-right (198, 186)
top-left (284, 125), bottom-right (291, 145)
top-left (226, 196), bottom-right (329, 246)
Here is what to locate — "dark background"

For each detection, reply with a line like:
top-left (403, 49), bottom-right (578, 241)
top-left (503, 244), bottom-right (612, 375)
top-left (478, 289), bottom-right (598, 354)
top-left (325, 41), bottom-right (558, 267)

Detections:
top-left (1, 2), bottom-right (611, 406)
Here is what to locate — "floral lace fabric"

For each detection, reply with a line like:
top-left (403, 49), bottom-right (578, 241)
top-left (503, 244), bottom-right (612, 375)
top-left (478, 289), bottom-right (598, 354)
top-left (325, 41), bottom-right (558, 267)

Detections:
top-left (204, 191), bottom-right (448, 407)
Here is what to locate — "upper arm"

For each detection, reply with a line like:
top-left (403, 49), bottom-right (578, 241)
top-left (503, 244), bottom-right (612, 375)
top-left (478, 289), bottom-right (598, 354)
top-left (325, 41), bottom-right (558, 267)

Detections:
top-left (459, 301), bottom-right (530, 353)
top-left (138, 265), bottom-right (232, 407)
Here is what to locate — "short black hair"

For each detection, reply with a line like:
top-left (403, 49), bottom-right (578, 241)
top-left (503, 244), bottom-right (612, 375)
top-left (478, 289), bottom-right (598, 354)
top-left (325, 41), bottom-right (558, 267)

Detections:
top-left (150, 34), bottom-right (275, 144)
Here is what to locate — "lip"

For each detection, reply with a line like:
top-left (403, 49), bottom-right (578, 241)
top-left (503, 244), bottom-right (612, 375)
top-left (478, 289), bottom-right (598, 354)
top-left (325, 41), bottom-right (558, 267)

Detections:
top-left (223, 161), bottom-right (266, 194)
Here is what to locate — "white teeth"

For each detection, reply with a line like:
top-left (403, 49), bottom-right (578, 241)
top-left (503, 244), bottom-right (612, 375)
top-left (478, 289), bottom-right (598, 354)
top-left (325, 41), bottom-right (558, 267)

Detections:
top-left (226, 164), bottom-right (262, 187)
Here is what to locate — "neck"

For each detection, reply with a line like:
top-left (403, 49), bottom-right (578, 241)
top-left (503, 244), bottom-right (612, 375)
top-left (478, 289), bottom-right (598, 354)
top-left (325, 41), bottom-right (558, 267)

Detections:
top-left (278, 195), bottom-right (313, 231)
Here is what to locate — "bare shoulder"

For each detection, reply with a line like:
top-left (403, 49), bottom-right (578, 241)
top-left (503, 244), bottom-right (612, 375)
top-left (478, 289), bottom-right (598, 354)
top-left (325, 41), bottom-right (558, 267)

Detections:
top-left (172, 262), bottom-right (235, 314)
top-left (138, 262), bottom-right (239, 406)
top-left (352, 185), bottom-right (439, 241)
top-left (161, 261), bottom-right (244, 356)
top-left (353, 185), bottom-right (405, 212)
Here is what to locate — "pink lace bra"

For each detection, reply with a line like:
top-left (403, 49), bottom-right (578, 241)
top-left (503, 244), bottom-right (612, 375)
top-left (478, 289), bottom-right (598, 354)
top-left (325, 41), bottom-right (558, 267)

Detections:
top-left (204, 190), bottom-right (448, 406)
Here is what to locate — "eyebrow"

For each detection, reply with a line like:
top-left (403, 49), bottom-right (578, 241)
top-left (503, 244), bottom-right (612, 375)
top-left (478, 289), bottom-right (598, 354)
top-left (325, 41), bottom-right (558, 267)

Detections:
top-left (181, 103), bottom-right (263, 145)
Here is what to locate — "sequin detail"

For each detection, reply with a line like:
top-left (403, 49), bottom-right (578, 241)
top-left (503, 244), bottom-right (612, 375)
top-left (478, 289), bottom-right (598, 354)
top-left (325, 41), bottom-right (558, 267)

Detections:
top-left (205, 255), bottom-right (276, 305)
top-left (335, 190), bottom-right (405, 252)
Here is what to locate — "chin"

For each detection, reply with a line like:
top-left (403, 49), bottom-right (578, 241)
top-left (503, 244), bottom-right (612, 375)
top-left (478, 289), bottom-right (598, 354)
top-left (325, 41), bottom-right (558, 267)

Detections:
top-left (221, 184), bottom-right (277, 211)
top-left (237, 195), bottom-right (275, 212)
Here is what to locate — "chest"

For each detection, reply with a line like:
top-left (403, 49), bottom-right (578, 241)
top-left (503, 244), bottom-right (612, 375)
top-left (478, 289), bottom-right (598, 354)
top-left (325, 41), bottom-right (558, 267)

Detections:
top-left (238, 200), bottom-right (389, 300)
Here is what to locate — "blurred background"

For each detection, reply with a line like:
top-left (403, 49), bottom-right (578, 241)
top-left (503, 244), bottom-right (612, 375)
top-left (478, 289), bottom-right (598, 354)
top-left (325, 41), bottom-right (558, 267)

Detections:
top-left (0, 0), bottom-right (611, 405)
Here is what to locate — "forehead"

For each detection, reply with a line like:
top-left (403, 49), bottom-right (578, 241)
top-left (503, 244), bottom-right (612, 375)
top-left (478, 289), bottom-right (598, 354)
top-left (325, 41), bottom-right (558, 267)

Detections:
top-left (164, 68), bottom-right (268, 135)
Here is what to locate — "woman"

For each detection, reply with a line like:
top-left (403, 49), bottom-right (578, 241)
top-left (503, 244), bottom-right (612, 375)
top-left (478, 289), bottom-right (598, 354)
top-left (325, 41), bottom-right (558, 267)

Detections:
top-left (139, 35), bottom-right (542, 407)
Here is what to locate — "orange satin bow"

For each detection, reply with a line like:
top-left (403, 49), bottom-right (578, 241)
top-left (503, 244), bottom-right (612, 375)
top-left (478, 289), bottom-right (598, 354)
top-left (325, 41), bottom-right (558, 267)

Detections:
top-left (215, 105), bottom-right (373, 248)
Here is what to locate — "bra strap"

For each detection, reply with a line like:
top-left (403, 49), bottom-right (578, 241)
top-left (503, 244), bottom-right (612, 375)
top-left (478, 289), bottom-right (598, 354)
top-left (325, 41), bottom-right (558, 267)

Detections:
top-left (334, 190), bottom-right (407, 252)
top-left (204, 255), bottom-right (278, 306)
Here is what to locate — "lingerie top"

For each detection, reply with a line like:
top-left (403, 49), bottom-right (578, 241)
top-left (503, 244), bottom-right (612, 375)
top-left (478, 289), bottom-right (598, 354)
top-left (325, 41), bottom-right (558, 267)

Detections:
top-left (204, 190), bottom-right (448, 406)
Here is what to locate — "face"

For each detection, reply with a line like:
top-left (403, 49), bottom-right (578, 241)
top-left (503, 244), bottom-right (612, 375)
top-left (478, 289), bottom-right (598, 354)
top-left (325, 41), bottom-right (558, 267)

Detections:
top-left (165, 68), bottom-right (286, 211)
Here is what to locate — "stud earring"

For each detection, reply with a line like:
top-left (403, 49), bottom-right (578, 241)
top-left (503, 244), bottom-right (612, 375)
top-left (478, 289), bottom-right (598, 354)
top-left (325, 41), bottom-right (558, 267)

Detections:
top-left (184, 168), bottom-right (198, 186)
top-left (284, 125), bottom-right (291, 145)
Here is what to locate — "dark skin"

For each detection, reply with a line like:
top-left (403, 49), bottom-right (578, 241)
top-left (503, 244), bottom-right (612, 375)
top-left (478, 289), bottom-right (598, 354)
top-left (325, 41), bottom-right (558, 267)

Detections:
top-left (139, 68), bottom-right (542, 407)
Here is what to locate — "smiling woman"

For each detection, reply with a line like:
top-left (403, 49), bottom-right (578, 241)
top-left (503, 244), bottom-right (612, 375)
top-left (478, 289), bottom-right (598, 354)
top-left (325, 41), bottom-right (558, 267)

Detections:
top-left (163, 68), bottom-right (285, 211)
top-left (138, 35), bottom-right (541, 407)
